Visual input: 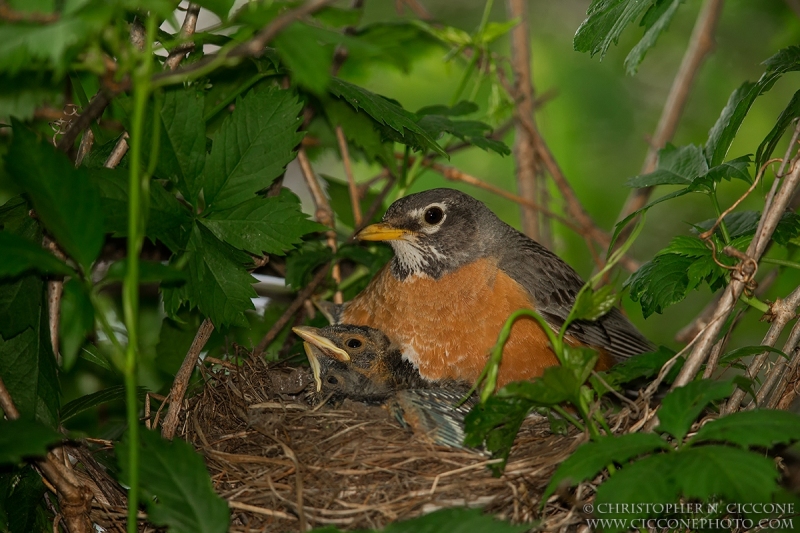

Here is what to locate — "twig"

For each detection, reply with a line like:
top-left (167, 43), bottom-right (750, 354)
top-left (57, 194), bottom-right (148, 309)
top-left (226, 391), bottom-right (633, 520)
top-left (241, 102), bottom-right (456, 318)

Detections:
top-left (104, 133), bottom-right (130, 168)
top-left (74, 129), bottom-right (95, 167)
top-left (616, 0), bottom-right (723, 231)
top-left (55, 90), bottom-right (115, 153)
top-left (227, 501), bottom-right (296, 521)
top-left (161, 318), bottom-right (215, 440)
top-left (297, 147), bottom-right (342, 303)
top-left (724, 285), bottom-right (800, 412)
top-left (336, 126), bottom-right (362, 227)
top-left (506, 0), bottom-right (546, 244)
top-left (758, 318), bottom-right (800, 408)
top-left (0, 375), bottom-right (93, 533)
top-left (253, 265), bottom-right (331, 358)
top-left (775, 347), bottom-right (800, 410)
top-left (44, 236), bottom-right (66, 365)
top-left (164, 4), bottom-right (201, 71)
top-left (671, 125), bottom-right (800, 390)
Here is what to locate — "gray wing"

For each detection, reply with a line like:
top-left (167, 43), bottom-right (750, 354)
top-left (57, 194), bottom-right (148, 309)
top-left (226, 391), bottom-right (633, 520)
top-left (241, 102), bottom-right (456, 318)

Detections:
top-left (496, 230), bottom-right (654, 361)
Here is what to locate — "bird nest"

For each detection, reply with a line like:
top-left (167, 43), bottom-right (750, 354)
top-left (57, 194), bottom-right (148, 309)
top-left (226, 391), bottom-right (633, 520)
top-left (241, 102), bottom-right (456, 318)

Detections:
top-left (169, 355), bottom-right (598, 532)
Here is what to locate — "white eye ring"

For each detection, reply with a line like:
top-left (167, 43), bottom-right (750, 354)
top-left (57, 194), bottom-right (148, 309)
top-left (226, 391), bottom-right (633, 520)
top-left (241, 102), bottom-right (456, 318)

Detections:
top-left (422, 203), bottom-right (446, 226)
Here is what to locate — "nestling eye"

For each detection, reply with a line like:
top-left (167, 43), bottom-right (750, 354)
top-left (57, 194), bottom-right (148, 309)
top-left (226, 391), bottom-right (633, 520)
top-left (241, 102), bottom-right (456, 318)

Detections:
top-left (326, 375), bottom-right (339, 385)
top-left (424, 206), bottom-right (444, 225)
top-left (346, 338), bottom-right (362, 349)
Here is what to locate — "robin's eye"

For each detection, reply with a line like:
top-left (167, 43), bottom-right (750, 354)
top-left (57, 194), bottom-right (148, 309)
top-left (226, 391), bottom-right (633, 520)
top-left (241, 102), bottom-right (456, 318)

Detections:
top-left (424, 206), bottom-right (444, 225)
top-left (327, 375), bottom-right (339, 385)
top-left (346, 338), bottom-right (362, 349)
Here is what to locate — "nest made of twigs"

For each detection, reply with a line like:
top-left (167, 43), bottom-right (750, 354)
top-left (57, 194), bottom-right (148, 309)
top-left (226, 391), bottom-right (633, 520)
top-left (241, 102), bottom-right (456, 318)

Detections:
top-left (161, 354), bottom-right (600, 532)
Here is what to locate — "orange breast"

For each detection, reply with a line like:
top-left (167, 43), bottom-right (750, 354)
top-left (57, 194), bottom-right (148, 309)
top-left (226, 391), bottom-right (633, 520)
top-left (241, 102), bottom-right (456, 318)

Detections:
top-left (341, 257), bottom-right (560, 387)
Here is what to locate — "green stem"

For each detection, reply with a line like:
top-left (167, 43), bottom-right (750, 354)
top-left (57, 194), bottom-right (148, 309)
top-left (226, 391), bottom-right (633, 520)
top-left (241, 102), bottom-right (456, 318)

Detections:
top-left (89, 292), bottom-right (126, 367)
top-left (124, 15), bottom-right (156, 533)
top-left (761, 257), bottom-right (800, 271)
top-left (741, 294), bottom-right (769, 313)
top-left (450, 0), bottom-right (494, 106)
top-left (710, 191), bottom-right (731, 244)
top-left (552, 405), bottom-right (585, 432)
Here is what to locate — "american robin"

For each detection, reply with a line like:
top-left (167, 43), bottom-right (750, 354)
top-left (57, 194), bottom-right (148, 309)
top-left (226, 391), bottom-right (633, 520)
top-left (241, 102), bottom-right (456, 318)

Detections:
top-left (292, 324), bottom-right (475, 449)
top-left (340, 188), bottom-right (653, 387)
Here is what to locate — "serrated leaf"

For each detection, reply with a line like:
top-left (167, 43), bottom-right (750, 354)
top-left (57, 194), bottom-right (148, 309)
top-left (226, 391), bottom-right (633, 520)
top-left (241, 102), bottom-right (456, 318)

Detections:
top-left (763, 45), bottom-right (800, 74)
top-left (201, 189), bottom-right (324, 256)
top-left (5, 465), bottom-right (46, 533)
top-left (274, 22), bottom-right (332, 95)
top-left (757, 90), bottom-right (800, 169)
top-left (478, 19), bottom-right (520, 45)
top-left (543, 433), bottom-right (670, 502)
top-left (463, 395), bottom-right (532, 472)
top-left (574, 0), bottom-right (655, 60)
top-left (703, 155), bottom-right (752, 184)
top-left (0, 419), bottom-right (62, 465)
top-left (104, 259), bottom-right (187, 285)
top-left (117, 429), bottom-right (229, 533)
top-left (416, 101), bottom-right (479, 117)
top-left (61, 384), bottom-right (147, 422)
top-left (571, 285), bottom-right (616, 322)
top-left (0, 231), bottom-right (76, 278)
top-left (182, 223), bottom-right (257, 328)
top-left (329, 78), bottom-right (446, 157)
top-left (594, 454), bottom-right (677, 530)
top-left (158, 87), bottom-right (207, 206)
top-left (416, 114), bottom-right (510, 155)
top-left (382, 507), bottom-right (527, 533)
top-left (625, 253), bottom-right (694, 318)
top-left (658, 235), bottom-right (710, 258)
top-left (7, 121), bottom-right (104, 272)
top-left (202, 86), bottom-right (304, 212)
top-left (59, 279), bottom-right (94, 372)
top-left (78, 344), bottom-right (113, 371)
top-left (624, 0), bottom-right (681, 75)
top-left (0, 18), bottom-right (90, 75)
top-left (690, 410), bottom-right (800, 448)
top-left (625, 144), bottom-right (708, 188)
top-left (593, 347), bottom-right (677, 392)
top-left (656, 379), bottom-right (735, 442)
top-left (672, 445), bottom-right (778, 503)
top-left (323, 97), bottom-right (395, 169)
top-left (0, 326), bottom-right (60, 428)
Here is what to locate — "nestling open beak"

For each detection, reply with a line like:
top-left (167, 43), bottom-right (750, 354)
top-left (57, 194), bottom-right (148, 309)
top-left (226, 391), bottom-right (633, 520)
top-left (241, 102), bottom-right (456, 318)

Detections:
top-left (292, 326), bottom-right (351, 363)
top-left (355, 223), bottom-right (415, 242)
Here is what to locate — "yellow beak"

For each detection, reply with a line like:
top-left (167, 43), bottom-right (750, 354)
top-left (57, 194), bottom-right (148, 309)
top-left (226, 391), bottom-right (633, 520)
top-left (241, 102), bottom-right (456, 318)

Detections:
top-left (292, 326), bottom-right (351, 363)
top-left (355, 223), bottom-right (414, 242)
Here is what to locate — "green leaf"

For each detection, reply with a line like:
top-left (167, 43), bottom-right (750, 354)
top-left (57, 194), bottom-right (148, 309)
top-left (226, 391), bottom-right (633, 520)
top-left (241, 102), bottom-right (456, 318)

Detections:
top-left (274, 22), bottom-right (332, 95)
top-left (690, 410), bottom-right (800, 448)
top-left (570, 284), bottom-right (616, 322)
top-left (329, 78), bottom-right (447, 157)
top-left (59, 279), bottom-right (94, 372)
top-left (463, 395), bottom-right (532, 473)
top-left (416, 101), bottom-right (479, 117)
top-left (158, 87), bottom-right (207, 206)
top-left (285, 244), bottom-right (333, 290)
top-left (61, 384), bottom-right (147, 422)
top-left (192, 0), bottom-right (234, 19)
top-left (0, 73), bottom-right (62, 121)
top-left (625, 144), bottom-right (708, 188)
top-left (671, 445), bottom-right (778, 503)
top-left (757, 92), bottom-right (800, 167)
top-left (543, 433), bottom-right (670, 502)
top-left (718, 345), bottom-right (789, 366)
top-left (4, 466), bottom-right (47, 533)
top-left (381, 507), bottom-right (528, 533)
top-left (623, 0), bottom-right (681, 75)
top-left (104, 259), bottom-right (187, 285)
top-left (703, 155), bottom-right (752, 184)
top-left (573, 0), bottom-right (655, 61)
top-left (200, 188), bottom-right (324, 256)
top-left (0, 18), bottom-right (90, 75)
top-left (78, 344), bottom-right (113, 372)
top-left (7, 121), bottom-right (104, 272)
top-left (182, 223), bottom-right (257, 328)
top-left (321, 174), bottom-right (385, 228)
top-left (117, 429), bottom-right (229, 533)
top-left (0, 326), bottom-right (60, 428)
top-left (477, 19), bottom-right (520, 45)
top-left (0, 231), bottom-right (76, 278)
top-left (323, 97), bottom-right (395, 169)
top-left (763, 45), bottom-right (800, 74)
top-left (656, 379), bottom-right (735, 442)
top-left (625, 252), bottom-right (694, 318)
top-left (497, 366), bottom-right (581, 405)
top-left (0, 419), bottom-right (62, 464)
top-left (593, 454), bottom-right (677, 529)
top-left (202, 86), bottom-right (304, 212)
top-left (610, 187), bottom-right (694, 250)
top-left (416, 114), bottom-right (510, 155)
top-left (592, 346), bottom-right (678, 393)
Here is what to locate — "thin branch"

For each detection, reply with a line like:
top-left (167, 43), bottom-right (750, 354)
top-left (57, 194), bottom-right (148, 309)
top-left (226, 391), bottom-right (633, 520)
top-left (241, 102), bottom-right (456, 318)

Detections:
top-left (104, 133), bottom-right (130, 168)
top-left (44, 236), bottom-right (66, 365)
top-left (759, 318), bottom-right (800, 408)
top-left (672, 127), bottom-right (800, 390)
top-left (297, 147), bottom-right (342, 303)
top-left (506, 0), bottom-right (546, 244)
top-left (55, 90), bottom-right (115, 153)
top-left (253, 265), bottom-right (331, 358)
top-left (616, 0), bottom-right (723, 227)
top-left (161, 318), bottom-right (215, 440)
top-left (164, 3), bottom-right (201, 71)
top-left (724, 285), bottom-right (800, 412)
top-left (74, 129), bottom-right (95, 167)
top-left (336, 126), bottom-right (362, 227)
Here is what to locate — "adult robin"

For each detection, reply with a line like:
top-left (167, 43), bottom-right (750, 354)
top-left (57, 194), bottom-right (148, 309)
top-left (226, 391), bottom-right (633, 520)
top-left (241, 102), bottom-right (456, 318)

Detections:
top-left (292, 324), bottom-right (474, 449)
top-left (339, 188), bottom-right (653, 387)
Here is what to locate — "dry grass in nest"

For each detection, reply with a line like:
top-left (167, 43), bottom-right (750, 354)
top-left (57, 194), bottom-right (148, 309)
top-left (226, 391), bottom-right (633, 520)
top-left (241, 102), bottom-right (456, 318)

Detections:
top-left (166, 356), bottom-right (602, 532)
